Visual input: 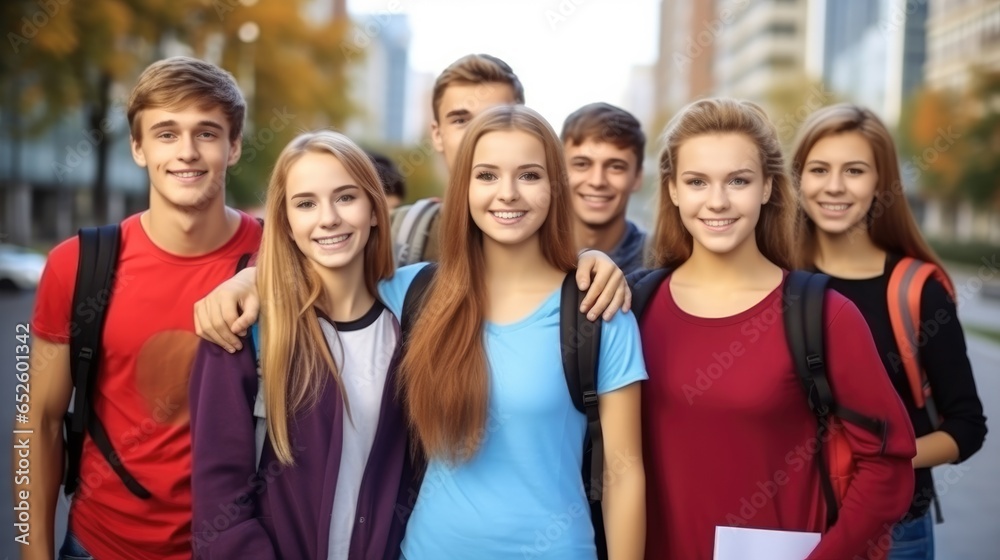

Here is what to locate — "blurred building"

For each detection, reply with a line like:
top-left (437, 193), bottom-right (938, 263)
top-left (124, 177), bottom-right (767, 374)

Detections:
top-left (654, 0), bottom-right (718, 117)
top-left (926, 0), bottom-right (1000, 91)
top-left (624, 64), bottom-right (657, 135)
top-left (712, 0), bottom-right (809, 102)
top-left (404, 70), bottom-right (435, 143)
top-left (814, 0), bottom-right (928, 126)
top-left (0, 101), bottom-right (147, 246)
top-left (344, 13), bottom-right (413, 145)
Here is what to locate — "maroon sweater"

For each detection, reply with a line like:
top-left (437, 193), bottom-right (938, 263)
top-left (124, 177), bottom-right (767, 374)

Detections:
top-left (640, 274), bottom-right (916, 560)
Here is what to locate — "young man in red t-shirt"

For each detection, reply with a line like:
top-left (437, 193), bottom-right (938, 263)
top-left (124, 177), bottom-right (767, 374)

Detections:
top-left (18, 57), bottom-right (263, 560)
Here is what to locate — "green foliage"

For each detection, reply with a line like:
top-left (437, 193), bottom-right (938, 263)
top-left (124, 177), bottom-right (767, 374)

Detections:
top-left (928, 238), bottom-right (1000, 268)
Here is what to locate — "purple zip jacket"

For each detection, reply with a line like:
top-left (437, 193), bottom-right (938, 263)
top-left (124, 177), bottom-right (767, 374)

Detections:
top-left (189, 321), bottom-right (420, 559)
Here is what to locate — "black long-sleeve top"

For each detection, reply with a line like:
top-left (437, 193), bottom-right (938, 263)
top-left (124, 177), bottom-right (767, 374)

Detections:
top-left (822, 254), bottom-right (988, 520)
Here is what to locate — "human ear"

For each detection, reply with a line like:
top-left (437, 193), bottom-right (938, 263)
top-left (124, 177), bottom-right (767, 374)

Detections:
top-left (131, 136), bottom-right (147, 168)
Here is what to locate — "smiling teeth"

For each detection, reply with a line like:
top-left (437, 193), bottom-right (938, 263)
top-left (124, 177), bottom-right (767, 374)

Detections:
top-left (582, 195), bottom-right (611, 202)
top-left (317, 234), bottom-right (349, 245)
top-left (704, 219), bottom-right (735, 227)
top-left (493, 211), bottom-right (525, 219)
top-left (173, 171), bottom-right (204, 178)
top-left (820, 203), bottom-right (850, 211)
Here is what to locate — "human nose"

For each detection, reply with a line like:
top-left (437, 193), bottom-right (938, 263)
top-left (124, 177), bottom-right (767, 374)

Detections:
top-left (497, 175), bottom-right (520, 203)
top-left (588, 166), bottom-right (607, 188)
top-left (705, 183), bottom-right (730, 212)
top-left (176, 134), bottom-right (200, 162)
top-left (319, 200), bottom-right (341, 228)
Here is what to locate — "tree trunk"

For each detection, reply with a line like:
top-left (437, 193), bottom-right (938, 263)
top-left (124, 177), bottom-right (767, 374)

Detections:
top-left (89, 71), bottom-right (113, 224)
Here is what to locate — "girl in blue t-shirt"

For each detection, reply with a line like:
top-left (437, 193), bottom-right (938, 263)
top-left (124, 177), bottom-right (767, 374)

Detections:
top-left (379, 105), bottom-right (648, 560)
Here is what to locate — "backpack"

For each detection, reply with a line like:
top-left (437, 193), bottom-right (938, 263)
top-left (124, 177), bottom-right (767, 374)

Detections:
top-left (887, 256), bottom-right (953, 430)
top-left (629, 268), bottom-right (887, 531)
top-left (63, 225), bottom-right (254, 498)
top-left (390, 199), bottom-right (442, 266)
top-left (886, 256), bottom-right (954, 523)
top-left (403, 264), bottom-right (610, 559)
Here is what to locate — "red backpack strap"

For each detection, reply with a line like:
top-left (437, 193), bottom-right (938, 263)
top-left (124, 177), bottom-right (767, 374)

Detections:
top-left (886, 257), bottom-right (946, 424)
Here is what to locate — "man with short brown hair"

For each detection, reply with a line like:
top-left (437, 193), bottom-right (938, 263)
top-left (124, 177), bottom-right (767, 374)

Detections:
top-left (562, 102), bottom-right (648, 274)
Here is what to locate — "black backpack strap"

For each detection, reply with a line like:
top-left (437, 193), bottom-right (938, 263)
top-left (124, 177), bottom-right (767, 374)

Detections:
top-left (559, 270), bottom-right (606, 559)
top-left (627, 267), bottom-right (671, 320)
top-left (66, 225), bottom-right (150, 499)
top-left (783, 271), bottom-right (887, 529)
top-left (235, 253), bottom-right (252, 273)
top-left (65, 226), bottom-right (119, 494)
top-left (401, 264), bottom-right (438, 341)
top-left (783, 270), bottom-right (840, 529)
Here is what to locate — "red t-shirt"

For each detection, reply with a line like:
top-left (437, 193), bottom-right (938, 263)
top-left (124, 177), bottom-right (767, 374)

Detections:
top-left (640, 273), bottom-right (916, 560)
top-left (32, 212), bottom-right (262, 560)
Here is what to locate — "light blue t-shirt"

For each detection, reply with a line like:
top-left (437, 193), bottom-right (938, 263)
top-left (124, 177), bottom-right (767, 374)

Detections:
top-left (379, 263), bottom-right (648, 560)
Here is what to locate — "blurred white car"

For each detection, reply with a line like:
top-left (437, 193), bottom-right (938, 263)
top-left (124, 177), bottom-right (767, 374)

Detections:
top-left (0, 244), bottom-right (47, 290)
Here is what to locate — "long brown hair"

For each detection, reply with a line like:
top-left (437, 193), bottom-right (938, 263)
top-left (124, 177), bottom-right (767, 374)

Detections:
top-left (790, 104), bottom-right (953, 289)
top-left (258, 130), bottom-right (394, 464)
top-left (652, 98), bottom-right (797, 269)
top-left (401, 105), bottom-right (576, 462)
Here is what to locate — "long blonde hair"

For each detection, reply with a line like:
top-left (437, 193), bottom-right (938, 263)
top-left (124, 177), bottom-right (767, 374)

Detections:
top-left (652, 98), bottom-right (797, 269)
top-left (258, 130), bottom-right (394, 464)
top-left (790, 104), bottom-right (953, 289)
top-left (400, 105), bottom-right (576, 462)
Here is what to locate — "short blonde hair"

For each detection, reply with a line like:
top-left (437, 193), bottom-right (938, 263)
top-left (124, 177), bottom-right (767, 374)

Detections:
top-left (127, 56), bottom-right (246, 142)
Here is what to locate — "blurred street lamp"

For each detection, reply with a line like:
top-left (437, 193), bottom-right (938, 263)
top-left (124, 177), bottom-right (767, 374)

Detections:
top-left (238, 20), bottom-right (259, 133)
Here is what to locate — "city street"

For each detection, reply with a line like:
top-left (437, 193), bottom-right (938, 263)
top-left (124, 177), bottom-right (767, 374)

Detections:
top-left (0, 265), bottom-right (997, 558)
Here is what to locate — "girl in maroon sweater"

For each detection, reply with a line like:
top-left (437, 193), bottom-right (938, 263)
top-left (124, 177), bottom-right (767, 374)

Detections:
top-left (639, 98), bottom-right (916, 559)
top-left (790, 104), bottom-right (987, 559)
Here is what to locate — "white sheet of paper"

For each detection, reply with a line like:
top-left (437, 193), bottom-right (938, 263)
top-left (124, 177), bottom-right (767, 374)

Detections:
top-left (714, 526), bottom-right (821, 560)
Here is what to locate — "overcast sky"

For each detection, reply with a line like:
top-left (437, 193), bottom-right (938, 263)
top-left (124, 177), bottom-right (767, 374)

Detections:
top-left (347, 0), bottom-right (661, 129)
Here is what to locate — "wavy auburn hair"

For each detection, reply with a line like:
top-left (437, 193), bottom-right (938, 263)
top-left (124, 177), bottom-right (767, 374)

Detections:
top-left (258, 130), bottom-right (394, 464)
top-left (790, 104), bottom-right (953, 290)
top-left (400, 105), bottom-right (576, 462)
top-left (652, 98), bottom-right (797, 269)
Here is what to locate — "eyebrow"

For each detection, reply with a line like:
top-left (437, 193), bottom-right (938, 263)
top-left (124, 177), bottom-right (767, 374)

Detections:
top-left (149, 119), bottom-right (225, 132)
top-left (680, 168), bottom-right (755, 179)
top-left (473, 163), bottom-right (545, 171)
top-left (444, 108), bottom-right (472, 120)
top-left (289, 185), bottom-right (360, 199)
top-left (805, 159), bottom-right (873, 168)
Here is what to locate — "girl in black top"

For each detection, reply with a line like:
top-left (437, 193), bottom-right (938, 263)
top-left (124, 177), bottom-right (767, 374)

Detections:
top-left (790, 104), bottom-right (987, 559)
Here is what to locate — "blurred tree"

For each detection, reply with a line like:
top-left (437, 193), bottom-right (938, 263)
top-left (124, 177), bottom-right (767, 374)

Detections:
top-left (1, 0), bottom-right (354, 219)
top-left (211, 0), bottom-right (356, 206)
top-left (378, 142), bottom-right (445, 203)
top-left (2, 0), bottom-right (211, 223)
top-left (763, 73), bottom-right (840, 149)
top-left (897, 87), bottom-right (966, 200)
top-left (957, 70), bottom-right (1000, 208)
